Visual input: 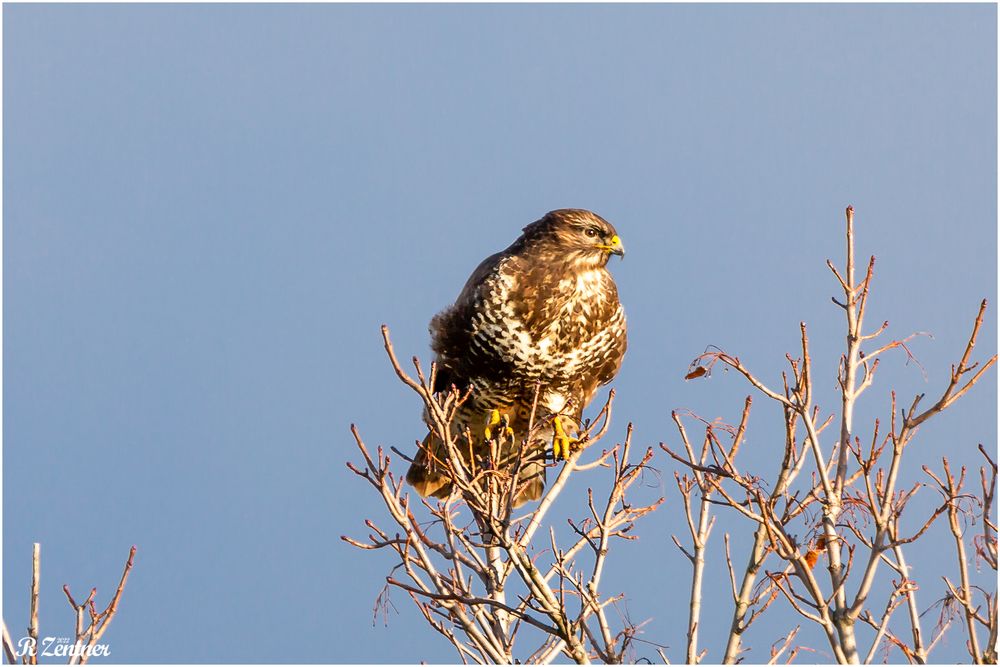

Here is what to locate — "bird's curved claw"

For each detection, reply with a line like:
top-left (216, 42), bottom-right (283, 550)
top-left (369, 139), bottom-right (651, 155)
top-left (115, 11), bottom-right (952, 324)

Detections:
top-left (552, 415), bottom-right (580, 460)
top-left (485, 409), bottom-right (514, 440)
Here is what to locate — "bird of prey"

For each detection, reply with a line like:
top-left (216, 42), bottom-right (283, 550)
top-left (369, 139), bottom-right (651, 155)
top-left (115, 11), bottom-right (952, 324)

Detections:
top-left (406, 209), bottom-right (627, 506)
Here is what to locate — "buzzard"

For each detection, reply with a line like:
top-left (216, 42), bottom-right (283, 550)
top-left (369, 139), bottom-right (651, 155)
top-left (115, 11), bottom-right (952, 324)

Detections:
top-left (406, 209), bottom-right (627, 506)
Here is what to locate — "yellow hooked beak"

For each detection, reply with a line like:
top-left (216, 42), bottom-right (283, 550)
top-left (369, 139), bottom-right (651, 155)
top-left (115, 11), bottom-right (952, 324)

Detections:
top-left (598, 234), bottom-right (625, 258)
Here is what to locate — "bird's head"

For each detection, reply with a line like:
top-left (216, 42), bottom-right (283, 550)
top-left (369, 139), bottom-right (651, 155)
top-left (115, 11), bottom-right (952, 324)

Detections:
top-left (520, 209), bottom-right (625, 269)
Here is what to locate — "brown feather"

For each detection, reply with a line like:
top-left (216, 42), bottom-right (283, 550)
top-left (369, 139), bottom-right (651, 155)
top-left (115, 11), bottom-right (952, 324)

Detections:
top-left (407, 209), bottom-right (628, 506)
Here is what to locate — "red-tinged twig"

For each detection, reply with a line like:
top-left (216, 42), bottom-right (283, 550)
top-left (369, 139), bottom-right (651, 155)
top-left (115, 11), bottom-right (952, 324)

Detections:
top-left (858, 611), bottom-right (915, 663)
top-left (65, 545), bottom-right (137, 665)
top-left (863, 333), bottom-right (930, 380)
top-left (904, 300), bottom-right (997, 430)
top-left (386, 577), bottom-right (560, 635)
top-left (768, 625), bottom-right (801, 664)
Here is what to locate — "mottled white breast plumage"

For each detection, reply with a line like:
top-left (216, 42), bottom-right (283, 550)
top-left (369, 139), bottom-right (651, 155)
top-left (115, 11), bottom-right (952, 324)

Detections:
top-left (468, 259), bottom-right (625, 386)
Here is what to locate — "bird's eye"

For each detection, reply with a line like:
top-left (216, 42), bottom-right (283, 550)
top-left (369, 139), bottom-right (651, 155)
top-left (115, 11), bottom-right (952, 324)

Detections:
top-left (585, 228), bottom-right (599, 238)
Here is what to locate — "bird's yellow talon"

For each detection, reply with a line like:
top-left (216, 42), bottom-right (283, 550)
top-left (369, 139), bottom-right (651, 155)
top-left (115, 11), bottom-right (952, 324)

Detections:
top-left (485, 409), bottom-right (514, 439)
top-left (552, 416), bottom-right (579, 461)
top-left (484, 409), bottom-right (500, 439)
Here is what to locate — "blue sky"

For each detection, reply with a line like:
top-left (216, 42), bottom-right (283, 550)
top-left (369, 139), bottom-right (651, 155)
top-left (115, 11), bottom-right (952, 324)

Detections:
top-left (3, 4), bottom-right (996, 663)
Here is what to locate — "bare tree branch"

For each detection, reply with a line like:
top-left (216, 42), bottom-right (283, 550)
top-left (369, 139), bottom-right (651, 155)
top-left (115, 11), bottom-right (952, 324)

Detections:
top-left (346, 331), bottom-right (661, 663)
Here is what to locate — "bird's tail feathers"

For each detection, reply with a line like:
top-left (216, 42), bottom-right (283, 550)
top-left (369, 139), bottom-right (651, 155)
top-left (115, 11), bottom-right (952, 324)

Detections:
top-left (405, 429), bottom-right (547, 507)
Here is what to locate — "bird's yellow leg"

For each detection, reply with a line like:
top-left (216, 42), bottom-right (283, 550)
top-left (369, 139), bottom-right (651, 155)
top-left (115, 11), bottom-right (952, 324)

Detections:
top-left (484, 409), bottom-right (514, 439)
top-left (552, 415), bottom-right (579, 460)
